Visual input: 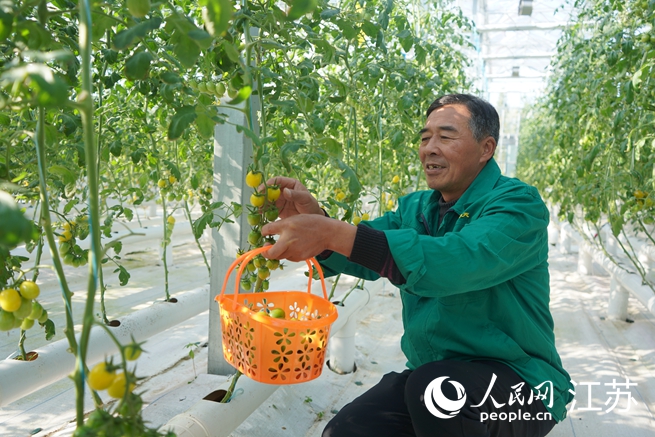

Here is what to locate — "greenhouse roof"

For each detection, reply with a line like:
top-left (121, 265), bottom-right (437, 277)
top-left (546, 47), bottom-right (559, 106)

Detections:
top-left (457, 0), bottom-right (578, 108)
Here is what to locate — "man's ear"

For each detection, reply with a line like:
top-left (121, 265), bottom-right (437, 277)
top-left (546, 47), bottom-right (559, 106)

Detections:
top-left (480, 136), bottom-right (497, 162)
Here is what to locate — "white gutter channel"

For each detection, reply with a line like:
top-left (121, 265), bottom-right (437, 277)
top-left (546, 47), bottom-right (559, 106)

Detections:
top-left (164, 286), bottom-right (372, 437)
top-left (0, 285), bottom-right (208, 407)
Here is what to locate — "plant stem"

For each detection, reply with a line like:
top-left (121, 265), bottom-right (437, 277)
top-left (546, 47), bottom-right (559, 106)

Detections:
top-left (220, 371), bottom-right (243, 403)
top-left (183, 200), bottom-right (210, 276)
top-left (328, 273), bottom-right (341, 301)
top-left (34, 108), bottom-right (78, 355)
top-left (18, 330), bottom-right (27, 361)
top-left (76, 0), bottom-right (103, 426)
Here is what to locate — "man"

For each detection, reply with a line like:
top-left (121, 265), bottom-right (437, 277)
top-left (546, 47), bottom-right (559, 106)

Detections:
top-left (261, 94), bottom-right (573, 437)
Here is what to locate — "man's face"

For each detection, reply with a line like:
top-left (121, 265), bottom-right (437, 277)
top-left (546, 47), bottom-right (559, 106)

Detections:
top-left (419, 104), bottom-right (495, 201)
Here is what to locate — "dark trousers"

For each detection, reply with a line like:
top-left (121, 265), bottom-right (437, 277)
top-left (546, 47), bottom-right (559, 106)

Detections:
top-left (322, 360), bottom-right (557, 437)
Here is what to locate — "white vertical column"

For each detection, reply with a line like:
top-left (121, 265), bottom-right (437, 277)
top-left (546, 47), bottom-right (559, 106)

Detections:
top-left (208, 102), bottom-right (257, 375)
top-left (607, 276), bottom-right (629, 321)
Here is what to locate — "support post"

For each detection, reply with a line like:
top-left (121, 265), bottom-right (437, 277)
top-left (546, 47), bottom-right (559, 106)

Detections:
top-left (208, 103), bottom-right (257, 375)
top-left (577, 247), bottom-right (593, 276)
top-left (608, 275), bottom-right (629, 320)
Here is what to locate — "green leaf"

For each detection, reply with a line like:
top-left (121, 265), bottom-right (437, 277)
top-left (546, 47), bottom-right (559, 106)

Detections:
top-left (335, 159), bottom-right (362, 201)
top-left (221, 40), bottom-right (241, 63)
top-left (113, 17), bottom-right (162, 50)
top-left (287, 0), bottom-right (318, 21)
top-left (173, 33), bottom-right (201, 68)
top-left (114, 265), bottom-right (131, 286)
top-left (201, 0), bottom-right (233, 37)
top-left (49, 165), bottom-right (76, 185)
top-left (64, 199), bottom-right (79, 214)
top-left (191, 174), bottom-right (200, 190)
top-left (280, 140), bottom-right (306, 172)
top-left (0, 191), bottom-right (37, 249)
top-left (168, 105), bottom-right (197, 140)
top-left (226, 85), bottom-right (252, 105)
top-left (164, 160), bottom-right (182, 180)
top-left (320, 8), bottom-right (340, 19)
top-left (125, 52), bottom-right (154, 80)
top-left (160, 72), bottom-right (182, 84)
top-left (195, 112), bottom-right (215, 139)
top-left (362, 20), bottom-right (379, 38)
top-left (42, 319), bottom-right (56, 341)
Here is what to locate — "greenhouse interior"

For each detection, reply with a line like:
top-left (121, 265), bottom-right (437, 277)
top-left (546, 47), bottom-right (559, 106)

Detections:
top-left (1, 0), bottom-right (654, 435)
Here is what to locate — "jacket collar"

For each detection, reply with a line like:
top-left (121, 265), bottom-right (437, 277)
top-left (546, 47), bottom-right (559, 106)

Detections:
top-left (427, 158), bottom-right (502, 215)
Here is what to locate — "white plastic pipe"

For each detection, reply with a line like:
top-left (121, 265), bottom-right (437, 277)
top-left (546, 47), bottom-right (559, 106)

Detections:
top-left (0, 285), bottom-right (208, 407)
top-left (165, 376), bottom-right (278, 437)
top-left (582, 242), bottom-right (655, 318)
top-left (164, 283), bottom-right (375, 437)
top-left (327, 287), bottom-right (371, 374)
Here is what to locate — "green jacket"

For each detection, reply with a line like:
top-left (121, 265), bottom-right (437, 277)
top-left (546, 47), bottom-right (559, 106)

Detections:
top-left (319, 159), bottom-right (573, 422)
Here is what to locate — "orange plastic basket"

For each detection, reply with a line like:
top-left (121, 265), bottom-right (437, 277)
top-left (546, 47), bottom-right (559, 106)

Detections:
top-left (215, 246), bottom-right (338, 384)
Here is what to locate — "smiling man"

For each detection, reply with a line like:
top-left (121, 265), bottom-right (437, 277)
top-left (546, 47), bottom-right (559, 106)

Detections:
top-left (261, 94), bottom-right (573, 437)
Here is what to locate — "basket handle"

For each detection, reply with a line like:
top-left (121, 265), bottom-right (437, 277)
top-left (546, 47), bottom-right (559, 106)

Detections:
top-left (217, 245), bottom-right (329, 300)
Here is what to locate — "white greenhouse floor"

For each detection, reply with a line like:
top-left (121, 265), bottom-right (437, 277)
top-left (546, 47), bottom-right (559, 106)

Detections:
top-left (0, 213), bottom-right (654, 437)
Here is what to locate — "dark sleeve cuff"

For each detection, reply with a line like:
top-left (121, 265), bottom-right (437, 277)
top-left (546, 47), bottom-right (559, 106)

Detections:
top-left (349, 225), bottom-right (406, 284)
top-left (349, 225), bottom-right (389, 273)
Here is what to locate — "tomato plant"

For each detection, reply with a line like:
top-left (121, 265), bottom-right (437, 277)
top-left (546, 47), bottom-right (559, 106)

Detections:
top-left (517, 0), bottom-right (655, 291)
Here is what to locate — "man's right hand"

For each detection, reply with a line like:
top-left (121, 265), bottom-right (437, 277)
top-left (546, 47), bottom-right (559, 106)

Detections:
top-left (263, 176), bottom-right (324, 219)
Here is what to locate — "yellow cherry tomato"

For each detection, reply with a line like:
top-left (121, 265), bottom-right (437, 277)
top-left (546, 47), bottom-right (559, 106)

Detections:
top-left (88, 362), bottom-right (116, 391)
top-left (353, 215), bottom-right (362, 225)
top-left (250, 193), bottom-right (266, 207)
top-left (19, 281), bottom-right (40, 299)
top-left (107, 372), bottom-right (136, 399)
top-left (157, 179), bottom-right (167, 188)
top-left (169, 175), bottom-right (177, 184)
top-left (267, 186), bottom-right (281, 202)
top-left (0, 289), bottom-right (21, 312)
top-left (336, 192), bottom-right (346, 201)
top-left (245, 171), bottom-right (264, 188)
top-left (634, 189), bottom-right (648, 199)
top-left (167, 215), bottom-right (176, 225)
top-left (392, 175), bottom-right (400, 184)
top-left (362, 213), bottom-right (370, 221)
top-left (125, 344), bottom-right (142, 361)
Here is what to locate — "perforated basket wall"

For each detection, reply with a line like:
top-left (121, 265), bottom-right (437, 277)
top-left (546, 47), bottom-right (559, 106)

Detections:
top-left (216, 247), bottom-right (338, 385)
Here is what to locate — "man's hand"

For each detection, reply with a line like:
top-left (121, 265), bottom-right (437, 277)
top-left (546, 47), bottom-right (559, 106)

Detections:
top-left (261, 215), bottom-right (356, 262)
top-left (262, 177), bottom-right (323, 219)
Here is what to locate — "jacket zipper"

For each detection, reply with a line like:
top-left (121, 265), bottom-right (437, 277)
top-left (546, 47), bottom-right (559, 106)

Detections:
top-left (420, 213), bottom-right (432, 236)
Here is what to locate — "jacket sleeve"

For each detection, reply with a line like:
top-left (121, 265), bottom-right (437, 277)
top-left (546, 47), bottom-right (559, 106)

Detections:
top-left (317, 207), bottom-right (404, 280)
top-left (385, 185), bottom-right (549, 297)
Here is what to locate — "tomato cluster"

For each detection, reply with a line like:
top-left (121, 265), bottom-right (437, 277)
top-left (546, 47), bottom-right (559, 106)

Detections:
top-left (58, 215), bottom-right (91, 267)
top-left (237, 169), bottom-right (284, 292)
top-left (0, 280), bottom-right (49, 332)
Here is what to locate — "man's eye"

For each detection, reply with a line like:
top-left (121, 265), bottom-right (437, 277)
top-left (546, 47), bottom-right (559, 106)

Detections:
top-left (421, 137), bottom-right (429, 142)
top-left (441, 136), bottom-right (451, 140)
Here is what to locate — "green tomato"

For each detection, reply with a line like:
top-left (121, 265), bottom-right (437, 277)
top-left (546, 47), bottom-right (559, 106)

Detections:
top-left (248, 229), bottom-right (262, 246)
top-left (38, 309), bottom-right (48, 324)
top-left (265, 208), bottom-right (279, 221)
top-left (266, 258), bottom-right (280, 270)
top-left (240, 277), bottom-right (252, 291)
top-left (269, 308), bottom-right (285, 319)
top-left (27, 301), bottom-right (43, 320)
top-left (247, 213), bottom-right (262, 226)
top-left (20, 318), bottom-right (34, 331)
top-left (0, 310), bottom-right (15, 331)
top-left (14, 298), bottom-right (33, 320)
top-left (257, 266), bottom-right (270, 280)
top-left (215, 83), bottom-right (226, 97)
top-left (253, 256), bottom-right (266, 268)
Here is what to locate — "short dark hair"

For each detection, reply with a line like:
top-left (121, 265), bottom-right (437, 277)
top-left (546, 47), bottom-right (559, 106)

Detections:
top-left (426, 94), bottom-right (500, 144)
